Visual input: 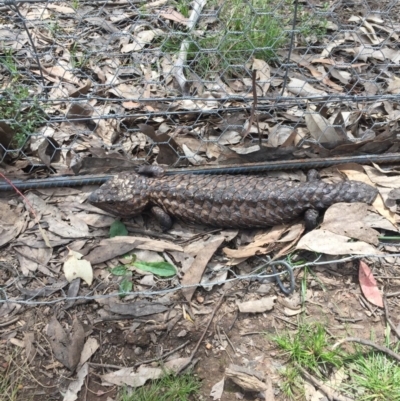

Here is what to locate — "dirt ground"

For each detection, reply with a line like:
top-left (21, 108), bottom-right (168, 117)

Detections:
top-left (1, 236), bottom-right (399, 401)
top-left (2, 0), bottom-right (400, 399)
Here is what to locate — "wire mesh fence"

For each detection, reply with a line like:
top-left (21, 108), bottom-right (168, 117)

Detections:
top-left (1, 0), bottom-right (400, 175)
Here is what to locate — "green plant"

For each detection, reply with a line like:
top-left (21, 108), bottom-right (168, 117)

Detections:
top-left (175, 0), bottom-right (191, 18)
top-left (343, 351), bottom-right (400, 400)
top-left (69, 43), bottom-right (88, 69)
top-left (0, 85), bottom-right (46, 148)
top-left (278, 365), bottom-right (304, 400)
top-left (71, 0), bottom-right (79, 10)
top-left (47, 21), bottom-right (62, 38)
top-left (0, 50), bottom-right (20, 82)
top-left (119, 373), bottom-right (201, 401)
top-left (0, 351), bottom-right (21, 401)
top-left (161, 0), bottom-right (329, 79)
top-left (273, 323), bottom-right (344, 377)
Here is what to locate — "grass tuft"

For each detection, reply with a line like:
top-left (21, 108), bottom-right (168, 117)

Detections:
top-left (0, 84), bottom-right (46, 148)
top-left (119, 372), bottom-right (201, 401)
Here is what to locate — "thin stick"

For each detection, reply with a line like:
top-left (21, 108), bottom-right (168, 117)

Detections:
top-left (296, 364), bottom-right (354, 401)
top-left (178, 292), bottom-right (225, 373)
top-left (332, 337), bottom-right (400, 363)
top-left (383, 296), bottom-right (400, 340)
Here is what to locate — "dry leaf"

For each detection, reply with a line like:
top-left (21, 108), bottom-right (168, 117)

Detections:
top-left (237, 296), bottom-right (276, 313)
top-left (359, 260), bottom-right (383, 307)
top-left (253, 58), bottom-right (270, 95)
top-left (305, 112), bottom-right (342, 143)
top-left (101, 358), bottom-right (191, 387)
top-left (64, 249), bottom-right (93, 285)
top-left (320, 203), bottom-right (379, 245)
top-left (210, 378), bottom-right (225, 400)
top-left (296, 230), bottom-right (381, 255)
top-left (181, 236), bottom-right (225, 302)
top-left (47, 317), bottom-right (85, 371)
top-left (63, 363), bottom-right (89, 401)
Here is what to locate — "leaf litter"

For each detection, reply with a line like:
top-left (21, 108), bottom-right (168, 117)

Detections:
top-left (1, 1), bottom-right (400, 400)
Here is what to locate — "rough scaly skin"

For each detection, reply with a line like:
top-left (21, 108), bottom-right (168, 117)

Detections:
top-left (88, 171), bottom-right (378, 229)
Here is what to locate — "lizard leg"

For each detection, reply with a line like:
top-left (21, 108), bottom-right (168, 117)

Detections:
top-left (304, 208), bottom-right (319, 230)
top-left (137, 165), bottom-right (165, 177)
top-left (304, 169), bottom-right (320, 229)
top-left (151, 206), bottom-right (172, 231)
top-left (306, 169), bottom-right (320, 181)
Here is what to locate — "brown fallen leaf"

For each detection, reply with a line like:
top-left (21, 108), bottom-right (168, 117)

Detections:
top-left (320, 203), bottom-right (379, 245)
top-left (359, 260), bottom-right (383, 308)
top-left (237, 296), bottom-right (276, 313)
top-left (296, 230), bottom-right (381, 256)
top-left (64, 249), bottom-right (93, 286)
top-left (181, 235), bottom-right (225, 302)
top-left (101, 357), bottom-right (191, 387)
top-left (47, 316), bottom-right (85, 371)
top-left (223, 225), bottom-right (288, 258)
top-left (103, 299), bottom-right (169, 317)
top-left (84, 236), bottom-right (183, 265)
top-left (225, 364), bottom-right (267, 392)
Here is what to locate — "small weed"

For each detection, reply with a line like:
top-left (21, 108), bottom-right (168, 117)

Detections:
top-left (273, 323), bottom-right (344, 377)
top-left (119, 373), bottom-right (201, 401)
top-left (278, 365), bottom-right (304, 400)
top-left (71, 0), bottom-right (79, 10)
top-left (47, 21), bottom-right (62, 38)
top-left (343, 351), bottom-right (400, 400)
top-left (160, 0), bottom-right (328, 79)
top-left (70, 43), bottom-right (88, 69)
top-left (175, 0), bottom-right (191, 18)
top-left (274, 322), bottom-right (400, 400)
top-left (0, 50), bottom-right (20, 82)
top-left (0, 84), bottom-right (46, 148)
top-left (0, 351), bottom-right (21, 401)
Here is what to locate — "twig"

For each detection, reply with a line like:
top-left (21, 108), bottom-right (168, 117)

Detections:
top-left (386, 290), bottom-right (400, 298)
top-left (332, 337), bottom-right (400, 363)
top-left (178, 292), bottom-right (225, 373)
top-left (174, 0), bottom-right (207, 92)
top-left (134, 340), bottom-right (190, 367)
top-left (274, 314), bottom-right (299, 327)
top-left (383, 296), bottom-right (400, 340)
top-left (0, 173), bottom-right (37, 218)
top-left (0, 316), bottom-right (19, 328)
top-left (334, 317), bottom-right (363, 323)
top-left (242, 70), bottom-right (259, 140)
top-left (296, 364), bottom-right (354, 401)
top-left (89, 340), bottom-right (191, 370)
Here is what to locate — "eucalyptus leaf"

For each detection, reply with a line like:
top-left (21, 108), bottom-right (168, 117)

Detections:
top-left (110, 265), bottom-right (128, 276)
top-left (109, 220), bottom-right (128, 238)
top-left (133, 261), bottom-right (176, 277)
top-left (119, 278), bottom-right (132, 297)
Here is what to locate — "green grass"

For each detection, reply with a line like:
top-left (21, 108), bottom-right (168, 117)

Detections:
top-left (273, 322), bottom-right (400, 400)
top-left (0, 352), bottom-right (21, 401)
top-left (119, 373), bottom-right (201, 401)
top-left (0, 84), bottom-right (46, 148)
top-left (0, 50), bottom-right (20, 82)
top-left (343, 351), bottom-right (400, 400)
top-left (160, 0), bottom-right (328, 78)
top-left (274, 323), bottom-right (344, 378)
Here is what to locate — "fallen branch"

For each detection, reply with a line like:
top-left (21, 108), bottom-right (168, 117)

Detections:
top-left (174, 0), bottom-right (207, 92)
top-left (296, 364), bottom-right (354, 401)
top-left (332, 337), bottom-right (400, 363)
top-left (383, 296), bottom-right (400, 340)
top-left (178, 292), bottom-right (225, 373)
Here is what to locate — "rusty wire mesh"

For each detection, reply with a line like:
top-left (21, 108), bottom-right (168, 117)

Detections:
top-left (1, 0), bottom-right (400, 174)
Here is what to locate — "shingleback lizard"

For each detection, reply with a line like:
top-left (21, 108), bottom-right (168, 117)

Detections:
top-left (88, 167), bottom-right (378, 230)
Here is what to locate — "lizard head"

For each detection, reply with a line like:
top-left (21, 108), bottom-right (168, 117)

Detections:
top-left (88, 172), bottom-right (149, 218)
